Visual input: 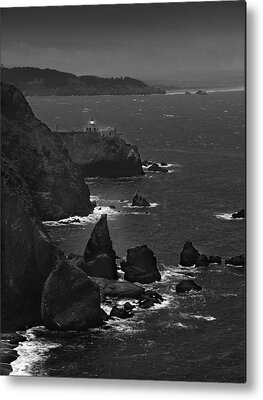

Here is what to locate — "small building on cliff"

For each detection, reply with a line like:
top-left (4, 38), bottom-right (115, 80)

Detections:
top-left (55, 117), bottom-right (121, 139)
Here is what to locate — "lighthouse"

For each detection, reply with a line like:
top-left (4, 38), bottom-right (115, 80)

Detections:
top-left (85, 117), bottom-right (97, 132)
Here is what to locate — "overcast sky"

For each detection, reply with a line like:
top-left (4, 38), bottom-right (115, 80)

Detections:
top-left (1, 1), bottom-right (245, 82)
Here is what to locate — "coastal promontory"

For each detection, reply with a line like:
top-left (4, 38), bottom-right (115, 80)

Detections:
top-left (57, 131), bottom-right (144, 178)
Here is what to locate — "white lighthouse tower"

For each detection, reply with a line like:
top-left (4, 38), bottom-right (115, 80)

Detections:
top-left (84, 117), bottom-right (97, 133)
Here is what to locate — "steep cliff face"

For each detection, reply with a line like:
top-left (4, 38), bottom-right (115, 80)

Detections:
top-left (1, 158), bottom-right (59, 331)
top-left (57, 132), bottom-right (144, 178)
top-left (1, 83), bottom-right (93, 220)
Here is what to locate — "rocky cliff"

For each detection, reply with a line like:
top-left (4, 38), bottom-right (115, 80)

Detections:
top-left (1, 83), bottom-right (96, 331)
top-left (1, 83), bottom-right (93, 220)
top-left (1, 157), bottom-right (59, 331)
top-left (57, 132), bottom-right (144, 178)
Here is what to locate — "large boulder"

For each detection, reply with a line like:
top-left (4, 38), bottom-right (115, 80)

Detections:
top-left (121, 245), bottom-right (161, 284)
top-left (90, 277), bottom-right (145, 299)
top-left (41, 260), bottom-right (103, 331)
top-left (232, 209), bottom-right (245, 219)
top-left (195, 254), bottom-right (209, 267)
top-left (225, 254), bottom-right (245, 266)
top-left (209, 256), bottom-right (222, 264)
top-left (179, 241), bottom-right (200, 267)
top-left (1, 158), bottom-right (59, 331)
top-left (82, 214), bottom-right (117, 279)
top-left (176, 279), bottom-right (202, 294)
top-left (131, 191), bottom-right (150, 207)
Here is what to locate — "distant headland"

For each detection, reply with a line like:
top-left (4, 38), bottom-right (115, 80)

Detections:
top-left (1, 66), bottom-right (166, 96)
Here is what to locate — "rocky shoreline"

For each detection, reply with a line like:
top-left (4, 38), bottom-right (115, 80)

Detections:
top-left (1, 83), bottom-right (245, 376)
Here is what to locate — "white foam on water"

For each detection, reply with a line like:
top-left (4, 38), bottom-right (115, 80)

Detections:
top-left (161, 265), bottom-right (196, 282)
top-left (163, 114), bottom-right (174, 118)
top-left (225, 264), bottom-right (244, 268)
top-left (43, 206), bottom-right (120, 227)
top-left (180, 313), bottom-right (216, 321)
top-left (123, 202), bottom-right (159, 209)
top-left (174, 322), bottom-right (191, 329)
top-left (216, 212), bottom-right (244, 221)
top-left (90, 195), bottom-right (101, 202)
top-left (10, 327), bottom-right (61, 376)
top-left (128, 212), bottom-right (151, 215)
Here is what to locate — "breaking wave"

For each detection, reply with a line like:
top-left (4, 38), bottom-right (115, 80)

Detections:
top-left (215, 212), bottom-right (244, 221)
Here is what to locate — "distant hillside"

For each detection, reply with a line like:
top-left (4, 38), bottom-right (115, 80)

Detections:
top-left (1, 67), bottom-right (165, 96)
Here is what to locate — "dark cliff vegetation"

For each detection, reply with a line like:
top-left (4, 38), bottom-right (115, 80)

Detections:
top-left (1, 67), bottom-right (165, 96)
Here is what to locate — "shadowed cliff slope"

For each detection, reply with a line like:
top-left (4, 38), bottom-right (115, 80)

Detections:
top-left (1, 83), bottom-right (93, 220)
top-left (1, 157), bottom-right (59, 331)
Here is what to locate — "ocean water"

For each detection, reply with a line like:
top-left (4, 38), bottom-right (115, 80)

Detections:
top-left (11, 91), bottom-right (245, 382)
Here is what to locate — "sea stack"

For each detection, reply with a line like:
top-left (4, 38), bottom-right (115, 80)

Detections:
top-left (81, 214), bottom-right (118, 279)
top-left (131, 191), bottom-right (150, 207)
top-left (121, 245), bottom-right (161, 284)
top-left (180, 241), bottom-right (200, 267)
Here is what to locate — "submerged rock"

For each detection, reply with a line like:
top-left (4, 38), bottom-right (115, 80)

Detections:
top-left (110, 306), bottom-right (133, 319)
top-left (176, 279), bottom-right (202, 294)
top-left (209, 256), bottom-right (222, 264)
top-left (41, 260), bottom-right (103, 331)
top-left (147, 163), bottom-right (168, 173)
top-left (195, 254), bottom-right (209, 267)
top-left (131, 191), bottom-right (150, 207)
top-left (139, 299), bottom-right (155, 309)
top-left (232, 209), bottom-right (245, 219)
top-left (121, 245), bottom-right (161, 284)
top-left (225, 254), bottom-right (245, 266)
top-left (195, 90), bottom-right (208, 95)
top-left (144, 290), bottom-right (164, 302)
top-left (82, 214), bottom-right (117, 279)
top-left (180, 241), bottom-right (200, 267)
top-left (123, 302), bottom-right (135, 311)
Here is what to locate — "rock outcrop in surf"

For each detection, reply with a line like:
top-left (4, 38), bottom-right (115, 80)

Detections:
top-left (232, 209), bottom-right (245, 219)
top-left (225, 254), bottom-right (245, 266)
top-left (121, 245), bottom-right (161, 284)
top-left (57, 131), bottom-right (144, 178)
top-left (41, 260), bottom-right (103, 331)
top-left (180, 241), bottom-right (200, 267)
top-left (176, 279), bottom-right (202, 293)
top-left (195, 254), bottom-right (209, 267)
top-left (131, 191), bottom-right (150, 207)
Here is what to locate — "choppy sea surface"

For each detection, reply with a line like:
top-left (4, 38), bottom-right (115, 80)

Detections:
top-left (11, 90), bottom-right (245, 382)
